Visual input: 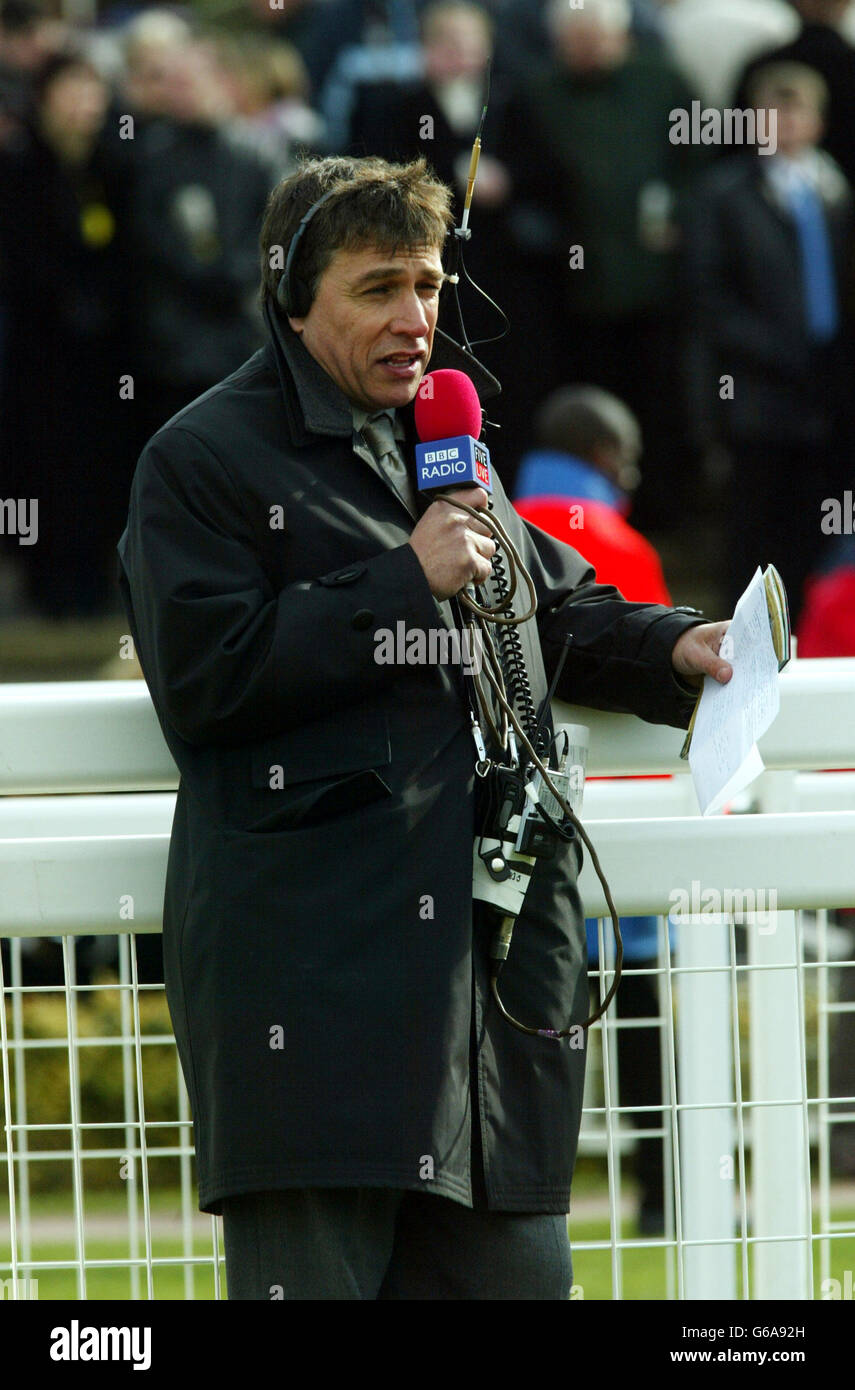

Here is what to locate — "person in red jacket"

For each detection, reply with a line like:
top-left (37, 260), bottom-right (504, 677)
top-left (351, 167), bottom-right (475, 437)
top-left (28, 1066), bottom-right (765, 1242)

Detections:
top-left (513, 383), bottom-right (672, 604)
top-left (796, 535), bottom-right (855, 656)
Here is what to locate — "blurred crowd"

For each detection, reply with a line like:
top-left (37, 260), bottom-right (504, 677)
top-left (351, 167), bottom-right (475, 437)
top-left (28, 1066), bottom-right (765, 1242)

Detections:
top-left (2, 0), bottom-right (855, 636)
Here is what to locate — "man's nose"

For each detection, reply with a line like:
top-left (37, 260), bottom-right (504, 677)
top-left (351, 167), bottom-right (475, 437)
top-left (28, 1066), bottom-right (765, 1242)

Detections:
top-left (389, 290), bottom-right (431, 338)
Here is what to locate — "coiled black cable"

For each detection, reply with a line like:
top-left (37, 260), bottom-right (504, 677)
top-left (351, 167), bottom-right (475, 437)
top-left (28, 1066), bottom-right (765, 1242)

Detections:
top-left (432, 491), bottom-right (624, 1035)
top-left (490, 536), bottom-right (540, 746)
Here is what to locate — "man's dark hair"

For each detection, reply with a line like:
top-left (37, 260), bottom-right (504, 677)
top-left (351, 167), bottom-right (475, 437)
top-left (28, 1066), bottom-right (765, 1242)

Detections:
top-left (420, 1), bottom-right (494, 44)
top-left (259, 154), bottom-right (454, 313)
top-left (534, 385), bottom-right (641, 463)
top-left (747, 60), bottom-right (830, 116)
top-left (31, 49), bottom-right (103, 104)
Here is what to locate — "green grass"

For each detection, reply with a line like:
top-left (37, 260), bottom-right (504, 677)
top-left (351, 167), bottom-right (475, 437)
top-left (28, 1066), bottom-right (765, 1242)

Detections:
top-left (3, 1242), bottom-right (222, 1301)
top-left (570, 1214), bottom-right (855, 1301)
top-left (3, 1195), bottom-right (854, 1299)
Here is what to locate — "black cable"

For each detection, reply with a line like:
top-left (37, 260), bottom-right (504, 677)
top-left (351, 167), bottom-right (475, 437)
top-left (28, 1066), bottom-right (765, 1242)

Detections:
top-left (457, 241), bottom-right (510, 351)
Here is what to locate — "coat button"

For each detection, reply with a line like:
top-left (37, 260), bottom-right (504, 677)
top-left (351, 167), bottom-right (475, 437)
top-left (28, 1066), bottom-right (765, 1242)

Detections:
top-left (351, 608), bottom-right (375, 630)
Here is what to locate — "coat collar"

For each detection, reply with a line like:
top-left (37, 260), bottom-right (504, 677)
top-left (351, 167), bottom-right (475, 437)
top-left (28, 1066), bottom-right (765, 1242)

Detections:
top-left (754, 148), bottom-right (850, 220)
top-left (261, 298), bottom-right (502, 448)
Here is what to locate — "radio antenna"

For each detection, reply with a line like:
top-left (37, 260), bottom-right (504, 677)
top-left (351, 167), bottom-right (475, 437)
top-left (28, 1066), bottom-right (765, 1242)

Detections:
top-left (460, 61), bottom-right (490, 236)
top-left (444, 60), bottom-right (509, 358)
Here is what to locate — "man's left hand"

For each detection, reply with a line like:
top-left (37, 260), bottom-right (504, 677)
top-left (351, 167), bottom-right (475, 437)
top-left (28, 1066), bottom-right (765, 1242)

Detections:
top-left (671, 621), bottom-right (733, 687)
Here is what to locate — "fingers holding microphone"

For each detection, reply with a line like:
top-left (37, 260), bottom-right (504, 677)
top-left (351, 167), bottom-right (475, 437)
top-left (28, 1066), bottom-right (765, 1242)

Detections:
top-left (408, 486), bottom-right (497, 600)
top-left (460, 485), bottom-right (497, 587)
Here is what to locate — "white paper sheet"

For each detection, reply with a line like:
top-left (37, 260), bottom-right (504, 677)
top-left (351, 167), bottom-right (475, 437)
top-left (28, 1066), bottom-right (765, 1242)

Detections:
top-left (688, 567), bottom-right (781, 816)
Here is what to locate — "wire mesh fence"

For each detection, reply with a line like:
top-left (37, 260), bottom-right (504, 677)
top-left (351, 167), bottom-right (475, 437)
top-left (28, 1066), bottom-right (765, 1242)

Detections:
top-left (2, 909), bottom-right (853, 1301)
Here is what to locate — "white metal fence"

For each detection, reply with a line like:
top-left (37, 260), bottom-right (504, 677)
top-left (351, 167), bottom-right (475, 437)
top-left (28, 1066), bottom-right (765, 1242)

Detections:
top-left (1, 660), bottom-right (854, 1299)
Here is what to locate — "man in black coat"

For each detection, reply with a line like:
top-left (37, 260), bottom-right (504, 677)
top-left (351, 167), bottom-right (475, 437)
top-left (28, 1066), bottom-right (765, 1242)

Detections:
top-left (683, 61), bottom-right (855, 620)
top-left (733, 0), bottom-right (855, 190)
top-left (0, 51), bottom-right (134, 616)
top-left (117, 153), bottom-right (731, 1300)
top-left (125, 38), bottom-right (274, 449)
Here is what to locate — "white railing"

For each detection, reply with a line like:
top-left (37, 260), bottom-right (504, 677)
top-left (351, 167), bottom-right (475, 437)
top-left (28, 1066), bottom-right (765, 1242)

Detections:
top-left (1, 658), bottom-right (854, 1300)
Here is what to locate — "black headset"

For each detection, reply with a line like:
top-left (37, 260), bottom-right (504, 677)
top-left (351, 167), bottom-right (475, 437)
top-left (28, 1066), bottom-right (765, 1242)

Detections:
top-left (276, 187), bottom-right (339, 319)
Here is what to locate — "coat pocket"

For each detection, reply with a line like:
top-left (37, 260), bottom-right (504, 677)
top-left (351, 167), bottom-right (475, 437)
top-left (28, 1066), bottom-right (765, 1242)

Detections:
top-left (247, 705), bottom-right (392, 831)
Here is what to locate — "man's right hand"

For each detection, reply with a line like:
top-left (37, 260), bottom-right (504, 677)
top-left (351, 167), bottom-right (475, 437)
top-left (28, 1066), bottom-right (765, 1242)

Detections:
top-left (408, 487), bottom-right (497, 600)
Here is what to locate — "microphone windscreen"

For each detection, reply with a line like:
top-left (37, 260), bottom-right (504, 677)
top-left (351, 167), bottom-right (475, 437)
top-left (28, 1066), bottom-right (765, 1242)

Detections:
top-left (415, 369), bottom-right (482, 443)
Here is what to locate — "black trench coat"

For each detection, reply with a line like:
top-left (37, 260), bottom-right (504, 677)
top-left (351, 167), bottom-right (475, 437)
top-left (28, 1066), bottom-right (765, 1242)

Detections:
top-left (117, 304), bottom-right (703, 1216)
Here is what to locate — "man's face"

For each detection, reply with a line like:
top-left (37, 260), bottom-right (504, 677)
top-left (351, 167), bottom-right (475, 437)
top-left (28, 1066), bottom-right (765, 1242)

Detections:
top-left (424, 12), bottom-right (492, 84)
top-left (758, 91), bottom-right (823, 157)
top-left (42, 67), bottom-right (108, 139)
top-left (288, 244), bottom-right (444, 411)
top-left (553, 18), bottom-right (630, 75)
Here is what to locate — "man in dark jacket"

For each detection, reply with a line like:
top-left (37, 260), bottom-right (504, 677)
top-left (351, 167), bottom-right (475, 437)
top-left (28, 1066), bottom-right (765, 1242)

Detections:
top-left (733, 0), bottom-right (855, 189)
top-left (683, 60), bottom-right (854, 621)
top-left (498, 0), bottom-right (708, 530)
top-left (117, 153), bottom-right (731, 1300)
top-left (0, 50), bottom-right (134, 616)
top-left (126, 37), bottom-right (274, 448)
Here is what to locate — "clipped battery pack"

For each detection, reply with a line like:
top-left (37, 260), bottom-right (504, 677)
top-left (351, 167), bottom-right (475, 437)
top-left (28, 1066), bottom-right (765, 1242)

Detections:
top-left (473, 811), bottom-right (538, 916)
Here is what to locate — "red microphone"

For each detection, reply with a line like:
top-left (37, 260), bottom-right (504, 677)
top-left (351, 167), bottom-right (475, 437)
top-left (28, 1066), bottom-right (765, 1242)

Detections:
top-left (414, 369), bottom-right (492, 494)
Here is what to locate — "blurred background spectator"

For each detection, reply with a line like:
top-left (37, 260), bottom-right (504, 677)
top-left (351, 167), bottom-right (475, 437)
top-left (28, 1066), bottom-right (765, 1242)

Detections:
top-left (798, 534), bottom-right (855, 655)
top-left (0, 47), bottom-right (133, 616)
top-left (311, 0), bottom-right (423, 151)
top-left (124, 29), bottom-right (274, 446)
top-left (121, 6), bottom-right (194, 132)
top-left (734, 1), bottom-right (855, 189)
top-left (660, 0), bottom-right (800, 110)
top-left (212, 31), bottom-right (324, 171)
top-left (497, 0), bottom-right (709, 530)
top-left (513, 384), bottom-right (671, 604)
top-left (0, 0), bottom-right (65, 142)
top-left (682, 60), bottom-right (855, 622)
top-left (490, 0), bottom-right (667, 83)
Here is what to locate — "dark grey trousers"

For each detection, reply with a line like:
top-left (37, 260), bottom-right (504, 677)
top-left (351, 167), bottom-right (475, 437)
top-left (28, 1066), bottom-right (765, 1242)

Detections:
top-left (221, 1188), bottom-right (573, 1300)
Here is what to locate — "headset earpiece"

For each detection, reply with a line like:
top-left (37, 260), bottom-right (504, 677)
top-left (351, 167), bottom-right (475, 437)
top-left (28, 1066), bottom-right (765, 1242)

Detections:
top-left (276, 270), bottom-right (292, 316)
top-left (277, 268), bottom-right (311, 318)
top-left (276, 186), bottom-right (338, 320)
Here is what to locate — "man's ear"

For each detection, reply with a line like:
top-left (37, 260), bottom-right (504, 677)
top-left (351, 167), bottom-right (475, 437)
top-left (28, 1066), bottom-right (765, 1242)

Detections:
top-left (288, 316), bottom-right (305, 336)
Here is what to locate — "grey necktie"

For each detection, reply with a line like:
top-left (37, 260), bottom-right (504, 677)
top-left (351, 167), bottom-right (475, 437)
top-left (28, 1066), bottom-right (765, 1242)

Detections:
top-left (360, 412), bottom-right (417, 514)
